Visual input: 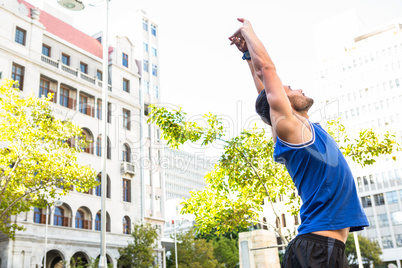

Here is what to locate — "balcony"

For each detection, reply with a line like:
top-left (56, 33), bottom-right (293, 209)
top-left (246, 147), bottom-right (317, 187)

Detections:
top-left (40, 56), bottom-right (111, 91)
top-left (121, 162), bottom-right (136, 176)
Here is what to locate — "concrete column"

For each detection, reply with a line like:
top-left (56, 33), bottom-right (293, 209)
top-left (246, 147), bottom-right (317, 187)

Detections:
top-left (239, 230), bottom-right (280, 268)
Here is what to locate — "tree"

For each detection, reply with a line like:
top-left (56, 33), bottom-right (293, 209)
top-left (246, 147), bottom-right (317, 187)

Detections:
top-left (167, 228), bottom-right (219, 268)
top-left (345, 234), bottom-right (382, 266)
top-left (148, 105), bottom-right (295, 244)
top-left (117, 221), bottom-right (159, 268)
top-left (0, 80), bottom-right (97, 238)
top-left (213, 236), bottom-right (239, 268)
top-left (148, 104), bottom-right (401, 245)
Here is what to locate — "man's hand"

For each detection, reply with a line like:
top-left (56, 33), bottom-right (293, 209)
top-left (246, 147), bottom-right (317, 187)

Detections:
top-left (228, 19), bottom-right (249, 53)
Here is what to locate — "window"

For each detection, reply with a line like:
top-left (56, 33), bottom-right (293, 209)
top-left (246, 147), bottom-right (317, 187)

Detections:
top-left (143, 19), bottom-right (148, 31)
top-left (387, 191), bottom-right (398, 204)
top-left (96, 100), bottom-right (102, 119)
top-left (146, 194), bottom-right (152, 210)
top-left (143, 60), bottom-right (149, 72)
top-left (97, 70), bottom-right (102, 81)
top-left (382, 236), bottom-right (394, 249)
top-left (107, 102), bottom-right (112, 123)
top-left (281, 214), bottom-right (286, 227)
top-left (123, 179), bottom-right (131, 202)
top-left (151, 24), bottom-right (157, 36)
top-left (96, 137), bottom-right (111, 159)
top-left (294, 215), bottom-right (299, 225)
top-left (123, 216), bottom-right (131, 234)
top-left (391, 212), bottom-right (402, 225)
top-left (374, 193), bottom-right (385, 206)
top-left (152, 64), bottom-right (158, 76)
top-left (143, 42), bottom-right (148, 52)
top-left (123, 78), bottom-right (130, 93)
top-left (361, 196), bottom-right (372, 208)
top-left (396, 234), bottom-right (402, 247)
top-left (12, 63), bottom-right (24, 90)
top-left (42, 44), bottom-right (51, 57)
top-left (75, 210), bottom-right (84, 229)
top-left (153, 85), bottom-right (159, 98)
top-left (80, 62), bottom-right (88, 74)
top-left (378, 213), bottom-right (389, 227)
top-left (107, 137), bottom-right (111, 160)
top-left (144, 104), bottom-right (149, 116)
top-left (79, 94), bottom-right (92, 116)
top-left (367, 216), bottom-right (375, 228)
top-left (95, 213), bottom-right (101, 231)
top-left (54, 207), bottom-right (65, 226)
top-left (15, 27), bottom-right (26, 45)
top-left (122, 53), bottom-right (128, 67)
top-left (33, 207), bottom-right (46, 224)
top-left (123, 109), bottom-right (131, 130)
top-left (152, 47), bottom-right (157, 57)
top-left (59, 86), bottom-right (74, 109)
top-left (96, 136), bottom-right (101, 157)
top-left (95, 175), bottom-right (101, 196)
top-left (39, 78), bottom-right (55, 102)
top-left (144, 81), bottom-right (150, 94)
top-left (81, 129), bottom-right (93, 154)
top-left (61, 53), bottom-right (70, 66)
top-left (122, 144), bottom-right (131, 162)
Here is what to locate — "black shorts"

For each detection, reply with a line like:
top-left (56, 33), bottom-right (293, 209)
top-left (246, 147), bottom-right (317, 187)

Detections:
top-left (281, 233), bottom-right (349, 268)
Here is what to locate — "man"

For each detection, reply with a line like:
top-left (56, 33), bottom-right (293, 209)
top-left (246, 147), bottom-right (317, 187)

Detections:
top-left (229, 18), bottom-right (368, 267)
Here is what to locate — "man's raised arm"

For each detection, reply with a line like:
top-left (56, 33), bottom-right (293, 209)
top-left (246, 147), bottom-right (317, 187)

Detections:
top-left (229, 18), bottom-right (295, 137)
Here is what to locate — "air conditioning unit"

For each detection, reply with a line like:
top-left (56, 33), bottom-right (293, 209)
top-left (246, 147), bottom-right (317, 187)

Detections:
top-left (121, 162), bottom-right (136, 175)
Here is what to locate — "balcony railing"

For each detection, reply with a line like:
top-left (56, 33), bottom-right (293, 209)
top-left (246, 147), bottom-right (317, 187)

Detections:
top-left (41, 55), bottom-right (59, 68)
top-left (40, 56), bottom-right (113, 91)
top-left (61, 64), bottom-right (78, 76)
top-left (80, 72), bottom-right (96, 85)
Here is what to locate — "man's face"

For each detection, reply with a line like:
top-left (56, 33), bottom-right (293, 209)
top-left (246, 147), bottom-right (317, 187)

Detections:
top-left (284, 85), bottom-right (314, 112)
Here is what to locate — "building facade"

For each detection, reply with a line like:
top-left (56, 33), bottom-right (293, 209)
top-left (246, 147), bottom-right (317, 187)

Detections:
top-left (0, 0), bottom-right (165, 267)
top-left (164, 148), bottom-right (212, 200)
top-left (315, 21), bottom-right (402, 267)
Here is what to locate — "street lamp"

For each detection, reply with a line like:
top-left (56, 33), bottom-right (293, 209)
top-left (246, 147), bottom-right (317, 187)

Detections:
top-left (44, 200), bottom-right (63, 268)
top-left (57, 1), bottom-right (110, 267)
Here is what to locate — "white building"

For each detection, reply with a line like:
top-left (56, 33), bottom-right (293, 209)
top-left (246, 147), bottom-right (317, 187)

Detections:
top-left (315, 20), bottom-right (402, 267)
top-left (0, 0), bottom-right (165, 267)
top-left (164, 148), bottom-right (212, 200)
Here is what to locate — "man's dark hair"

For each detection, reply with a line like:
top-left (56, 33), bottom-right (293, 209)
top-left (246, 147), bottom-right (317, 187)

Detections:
top-left (255, 89), bottom-right (271, 126)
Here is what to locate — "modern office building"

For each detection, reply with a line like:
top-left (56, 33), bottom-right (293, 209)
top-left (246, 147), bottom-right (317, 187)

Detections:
top-left (164, 148), bottom-right (212, 200)
top-left (0, 0), bottom-right (165, 267)
top-left (315, 20), bottom-right (402, 267)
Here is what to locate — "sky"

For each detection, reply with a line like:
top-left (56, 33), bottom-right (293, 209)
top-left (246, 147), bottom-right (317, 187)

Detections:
top-left (37, 0), bottom-right (402, 156)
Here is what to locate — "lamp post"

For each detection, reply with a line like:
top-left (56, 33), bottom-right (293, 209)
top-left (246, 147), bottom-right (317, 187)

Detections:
top-left (44, 200), bottom-right (63, 268)
top-left (57, 1), bottom-right (109, 267)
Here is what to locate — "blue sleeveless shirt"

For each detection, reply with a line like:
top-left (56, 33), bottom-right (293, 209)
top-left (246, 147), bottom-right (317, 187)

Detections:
top-left (273, 121), bottom-right (368, 235)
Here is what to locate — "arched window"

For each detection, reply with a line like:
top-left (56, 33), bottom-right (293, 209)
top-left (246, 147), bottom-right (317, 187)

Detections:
top-left (123, 216), bottom-right (131, 234)
top-left (107, 137), bottom-right (111, 160)
top-left (75, 210), bottom-right (84, 229)
top-left (95, 174), bottom-right (111, 198)
top-left (81, 129), bottom-right (93, 154)
top-left (95, 212), bottom-right (111, 232)
top-left (107, 176), bottom-right (111, 198)
top-left (95, 175), bottom-right (101, 196)
top-left (96, 136), bottom-right (101, 157)
top-left (96, 136), bottom-right (111, 159)
top-left (95, 213), bottom-right (101, 231)
top-left (54, 207), bottom-right (64, 226)
top-left (33, 207), bottom-right (46, 224)
top-left (122, 144), bottom-right (131, 162)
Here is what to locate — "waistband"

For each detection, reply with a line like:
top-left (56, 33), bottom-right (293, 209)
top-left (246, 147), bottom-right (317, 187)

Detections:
top-left (296, 233), bottom-right (345, 250)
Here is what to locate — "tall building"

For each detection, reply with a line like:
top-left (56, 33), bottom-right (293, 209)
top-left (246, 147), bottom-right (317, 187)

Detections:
top-left (0, 0), bottom-right (165, 267)
top-left (315, 20), bottom-right (402, 267)
top-left (164, 148), bottom-right (212, 200)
